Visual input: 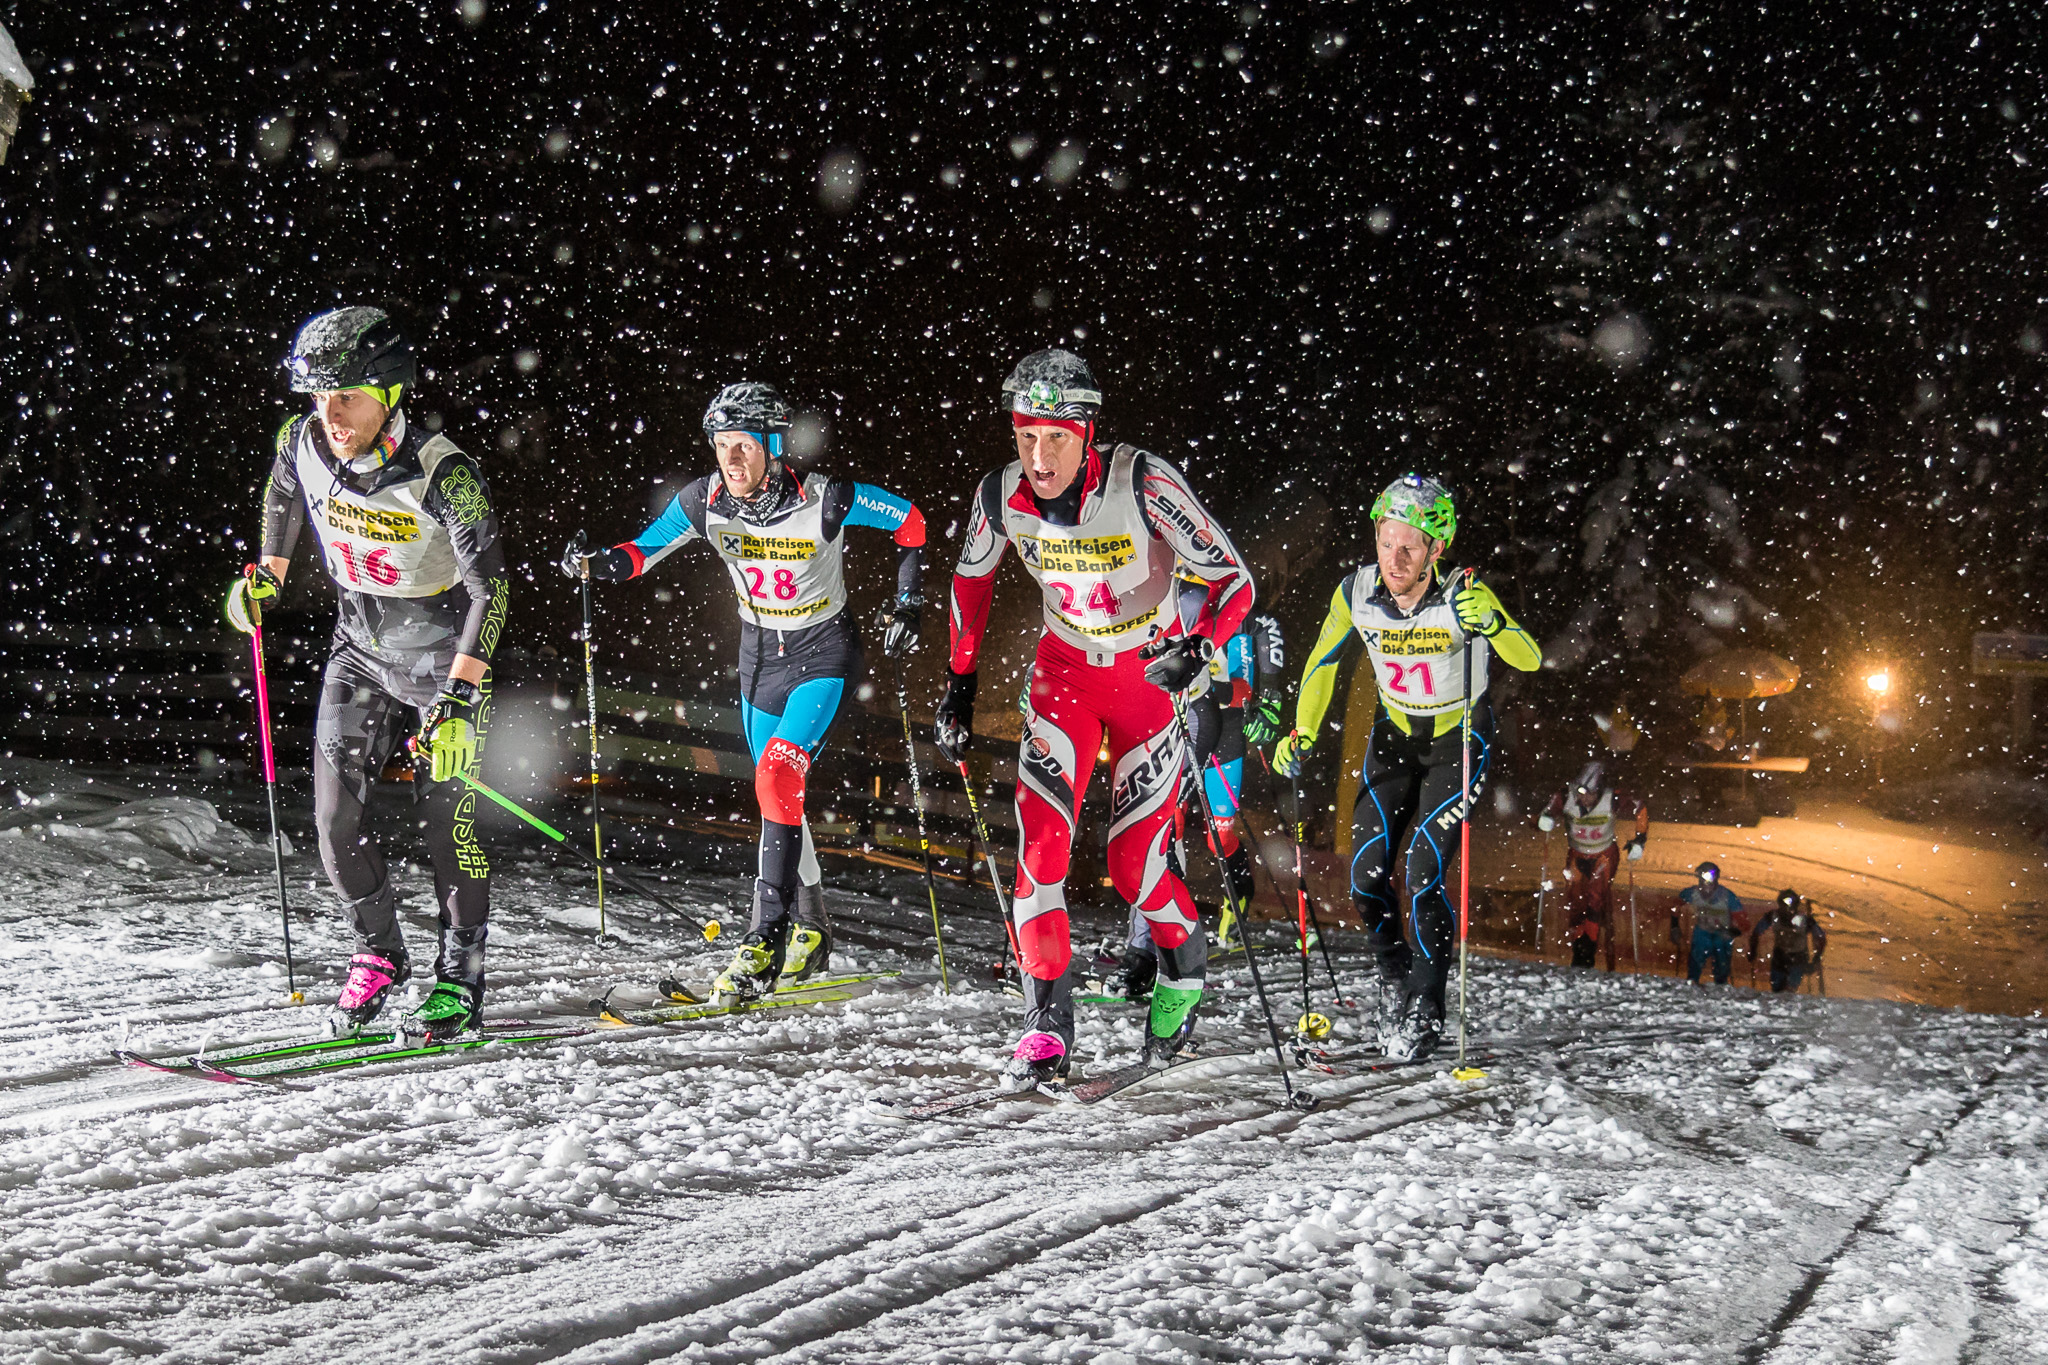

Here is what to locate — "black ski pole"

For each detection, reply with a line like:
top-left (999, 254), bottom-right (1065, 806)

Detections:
top-left (417, 743), bottom-right (719, 941)
top-left (246, 594), bottom-right (302, 1003)
top-left (1174, 692), bottom-right (1315, 1112)
top-left (1284, 769), bottom-right (1347, 1004)
top-left (1213, 749), bottom-right (1330, 1040)
top-left (884, 638), bottom-right (950, 994)
top-left (955, 756), bottom-right (1026, 980)
top-left (579, 559), bottom-right (608, 942)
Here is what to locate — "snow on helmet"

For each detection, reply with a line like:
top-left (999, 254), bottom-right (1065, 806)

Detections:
top-left (286, 306), bottom-right (416, 398)
top-left (702, 382), bottom-right (792, 451)
top-left (1695, 861), bottom-right (1720, 885)
top-left (1572, 761), bottom-right (1606, 800)
top-left (1370, 473), bottom-right (1456, 545)
top-left (1001, 348), bottom-right (1102, 422)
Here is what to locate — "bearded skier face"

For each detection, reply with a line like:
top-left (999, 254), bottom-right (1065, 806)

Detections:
top-left (312, 388), bottom-right (390, 460)
top-left (1375, 518), bottom-right (1443, 600)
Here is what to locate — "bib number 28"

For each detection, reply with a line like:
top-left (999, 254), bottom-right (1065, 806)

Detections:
top-left (1381, 659), bottom-right (1437, 698)
top-left (743, 566), bottom-right (801, 601)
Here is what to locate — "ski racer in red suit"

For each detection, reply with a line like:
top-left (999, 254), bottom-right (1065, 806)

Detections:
top-left (1539, 761), bottom-right (1648, 970)
top-left (934, 349), bottom-right (1255, 1090)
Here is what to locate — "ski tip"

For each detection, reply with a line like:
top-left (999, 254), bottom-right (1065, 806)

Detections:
top-left (1451, 1066), bottom-right (1488, 1082)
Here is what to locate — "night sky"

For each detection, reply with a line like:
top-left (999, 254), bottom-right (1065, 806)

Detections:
top-left (2, 1), bottom-right (2042, 778)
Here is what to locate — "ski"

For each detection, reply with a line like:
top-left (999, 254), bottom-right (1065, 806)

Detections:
top-left (870, 1076), bottom-right (1068, 1122)
top-left (117, 1027), bottom-right (417, 1077)
top-left (1066, 1046), bottom-right (1257, 1105)
top-left (194, 1023), bottom-right (591, 1083)
top-left (592, 971), bottom-right (895, 1026)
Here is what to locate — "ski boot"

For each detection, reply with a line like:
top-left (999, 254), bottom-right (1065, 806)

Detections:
top-left (1215, 902), bottom-right (1240, 952)
top-left (1002, 1031), bottom-right (1072, 1092)
top-left (400, 924), bottom-right (486, 1046)
top-left (711, 933), bottom-right (782, 1002)
top-left (328, 949), bottom-right (408, 1038)
top-left (1105, 947), bottom-right (1158, 1004)
top-left (781, 924), bottom-right (833, 983)
top-left (1381, 992), bottom-right (1443, 1064)
top-left (1141, 983), bottom-right (1202, 1069)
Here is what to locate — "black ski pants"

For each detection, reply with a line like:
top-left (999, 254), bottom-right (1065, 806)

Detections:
top-left (313, 641), bottom-right (491, 963)
top-left (1349, 702), bottom-right (1493, 1022)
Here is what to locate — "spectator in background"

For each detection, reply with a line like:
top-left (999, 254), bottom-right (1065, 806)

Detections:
top-left (1750, 889), bottom-right (1827, 994)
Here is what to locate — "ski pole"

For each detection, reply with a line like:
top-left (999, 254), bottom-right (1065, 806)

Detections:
top-left (954, 756), bottom-right (1025, 978)
top-left (888, 645), bottom-right (949, 993)
top-left (246, 594), bottom-right (301, 1003)
top-left (1535, 823), bottom-right (1549, 951)
top-left (1284, 773), bottom-right (1346, 1005)
top-left (1628, 860), bottom-right (1639, 968)
top-left (1455, 569), bottom-right (1478, 1079)
top-left (1174, 692), bottom-right (1315, 1112)
top-left (420, 745), bottom-right (718, 940)
top-left (579, 559), bottom-right (607, 941)
top-left (1210, 751), bottom-right (1331, 1036)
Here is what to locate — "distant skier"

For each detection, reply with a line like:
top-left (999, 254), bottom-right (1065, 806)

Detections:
top-left (936, 349), bottom-right (1253, 1086)
top-left (564, 383), bottom-right (924, 1000)
top-left (1273, 474), bottom-right (1542, 1062)
top-left (224, 307), bottom-right (509, 1043)
top-left (1679, 862), bottom-right (1744, 985)
top-left (1537, 761), bottom-right (1647, 970)
top-left (1103, 583), bottom-right (1285, 1000)
top-left (1749, 889), bottom-right (1826, 993)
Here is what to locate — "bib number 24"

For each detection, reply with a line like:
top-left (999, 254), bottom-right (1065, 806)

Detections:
top-left (1052, 581), bottom-right (1122, 618)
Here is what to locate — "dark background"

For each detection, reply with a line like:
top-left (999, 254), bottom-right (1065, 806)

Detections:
top-left (2, 0), bottom-right (2043, 791)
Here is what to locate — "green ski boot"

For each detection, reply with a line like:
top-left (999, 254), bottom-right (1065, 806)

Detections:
top-left (781, 925), bottom-right (832, 982)
top-left (1142, 982), bottom-right (1203, 1069)
top-left (711, 935), bottom-right (780, 1001)
top-left (401, 981), bottom-right (482, 1045)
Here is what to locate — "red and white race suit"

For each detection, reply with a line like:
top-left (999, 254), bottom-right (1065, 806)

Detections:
top-left (949, 444), bottom-right (1253, 1014)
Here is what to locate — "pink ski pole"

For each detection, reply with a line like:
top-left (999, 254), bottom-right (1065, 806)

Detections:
top-left (247, 595), bottom-right (300, 1001)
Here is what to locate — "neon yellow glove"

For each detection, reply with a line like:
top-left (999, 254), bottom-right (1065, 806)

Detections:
top-left (417, 680), bottom-right (481, 782)
top-left (1454, 578), bottom-right (1506, 636)
top-left (1273, 730), bottom-right (1314, 779)
top-left (224, 565), bottom-right (281, 635)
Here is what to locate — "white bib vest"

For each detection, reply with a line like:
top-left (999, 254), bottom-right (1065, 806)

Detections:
top-left (705, 472), bottom-right (848, 628)
top-left (296, 428), bottom-right (464, 598)
top-left (1349, 566), bottom-right (1489, 722)
top-left (1004, 445), bottom-right (1176, 660)
top-left (1568, 789), bottom-right (1617, 855)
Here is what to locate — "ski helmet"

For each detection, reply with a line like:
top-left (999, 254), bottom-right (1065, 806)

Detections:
top-left (1001, 348), bottom-right (1102, 422)
top-left (1695, 861), bottom-right (1720, 886)
top-left (1571, 761), bottom-right (1606, 801)
top-left (702, 382), bottom-right (793, 454)
top-left (1776, 888), bottom-right (1801, 912)
top-left (1370, 473), bottom-right (1457, 545)
top-left (286, 306), bottom-right (416, 399)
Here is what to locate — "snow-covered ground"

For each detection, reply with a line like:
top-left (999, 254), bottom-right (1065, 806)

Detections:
top-left (3, 761), bottom-right (2045, 1364)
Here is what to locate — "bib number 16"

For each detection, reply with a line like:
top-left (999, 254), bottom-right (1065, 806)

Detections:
top-left (333, 542), bottom-right (400, 587)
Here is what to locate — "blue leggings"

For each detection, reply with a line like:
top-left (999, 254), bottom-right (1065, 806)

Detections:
top-left (735, 626), bottom-right (858, 938)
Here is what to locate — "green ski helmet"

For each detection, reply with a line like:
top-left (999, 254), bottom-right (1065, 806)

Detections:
top-left (1370, 473), bottom-right (1456, 545)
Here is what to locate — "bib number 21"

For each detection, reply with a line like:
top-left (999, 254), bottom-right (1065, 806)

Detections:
top-left (1382, 660), bottom-right (1437, 698)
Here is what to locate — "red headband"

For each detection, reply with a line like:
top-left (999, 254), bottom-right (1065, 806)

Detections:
top-left (1011, 412), bottom-right (1091, 440)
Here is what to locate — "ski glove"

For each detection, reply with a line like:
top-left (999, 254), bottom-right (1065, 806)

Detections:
top-left (558, 530), bottom-right (590, 580)
top-left (934, 669), bottom-right (978, 765)
top-left (880, 596), bottom-right (923, 659)
top-left (1453, 578), bottom-right (1506, 636)
top-left (1243, 689), bottom-right (1286, 748)
top-left (1273, 731), bottom-right (1313, 779)
top-left (224, 564), bottom-right (281, 635)
top-left (417, 679), bottom-right (482, 783)
top-left (1625, 833), bottom-right (1646, 861)
top-left (1138, 633), bottom-right (1215, 695)
top-left (1537, 813), bottom-right (1556, 833)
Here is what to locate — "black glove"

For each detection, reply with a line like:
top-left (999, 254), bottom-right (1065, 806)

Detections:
top-left (559, 530), bottom-right (590, 580)
top-left (934, 669), bottom-right (978, 765)
top-left (1243, 689), bottom-right (1286, 748)
top-left (1138, 633), bottom-right (1215, 694)
top-left (879, 596), bottom-right (922, 659)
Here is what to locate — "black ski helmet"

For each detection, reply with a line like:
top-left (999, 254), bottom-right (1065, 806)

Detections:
top-left (1776, 888), bottom-right (1801, 912)
top-left (1695, 861), bottom-right (1720, 885)
top-left (286, 306), bottom-right (417, 397)
top-left (703, 382), bottom-right (793, 456)
top-left (1001, 348), bottom-right (1103, 422)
